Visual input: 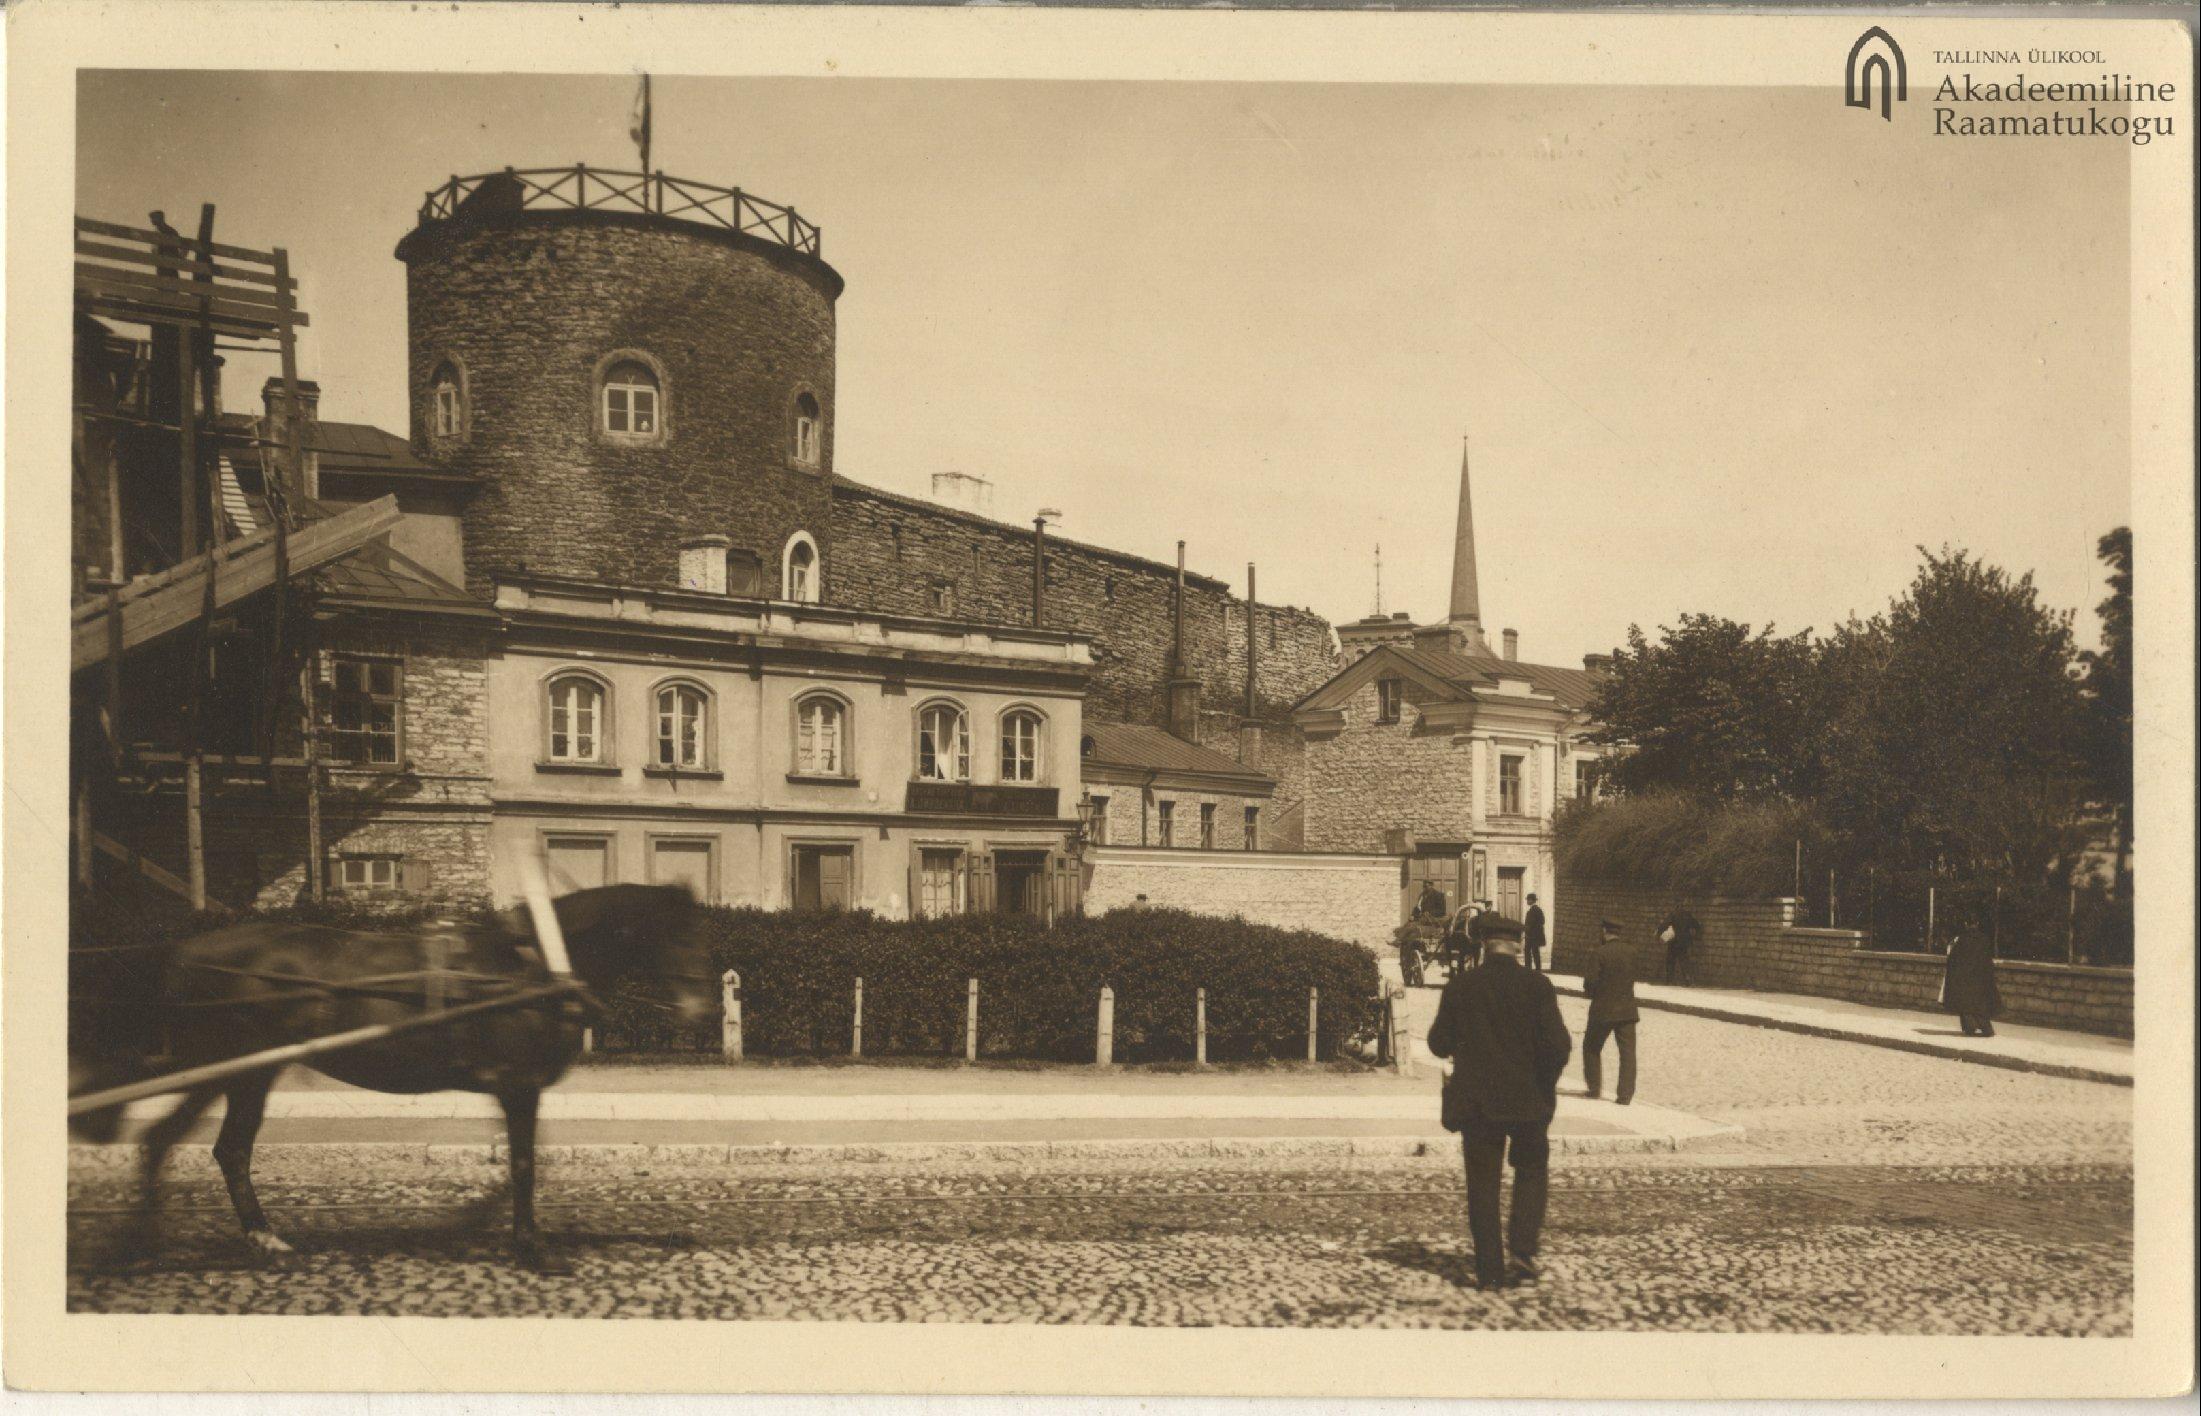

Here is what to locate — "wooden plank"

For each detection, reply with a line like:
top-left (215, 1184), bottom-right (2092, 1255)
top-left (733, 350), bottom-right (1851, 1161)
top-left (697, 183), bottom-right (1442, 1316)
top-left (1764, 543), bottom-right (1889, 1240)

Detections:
top-left (71, 497), bottom-right (401, 672)
top-left (75, 279), bottom-right (304, 331)
top-left (76, 519), bottom-right (283, 617)
top-left (72, 262), bottom-right (297, 313)
top-left (73, 239), bottom-right (295, 290)
top-left (75, 216), bottom-right (287, 269)
top-left (74, 299), bottom-right (293, 344)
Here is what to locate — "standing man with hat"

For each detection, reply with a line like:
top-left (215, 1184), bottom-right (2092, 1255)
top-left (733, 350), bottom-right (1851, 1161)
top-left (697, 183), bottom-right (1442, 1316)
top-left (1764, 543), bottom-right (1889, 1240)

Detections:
top-left (1581, 918), bottom-right (1641, 1105)
top-left (1426, 912), bottom-right (1573, 1290)
top-left (1522, 892), bottom-right (1548, 972)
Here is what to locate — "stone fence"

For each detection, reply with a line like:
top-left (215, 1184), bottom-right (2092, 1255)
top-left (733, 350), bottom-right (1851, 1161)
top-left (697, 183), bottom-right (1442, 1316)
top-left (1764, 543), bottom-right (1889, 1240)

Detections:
top-left (1083, 845), bottom-right (1400, 954)
top-left (1553, 881), bottom-right (2132, 1039)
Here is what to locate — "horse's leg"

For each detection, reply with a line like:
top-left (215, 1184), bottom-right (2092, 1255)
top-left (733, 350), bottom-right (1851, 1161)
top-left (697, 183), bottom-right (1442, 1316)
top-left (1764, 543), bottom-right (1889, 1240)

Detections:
top-left (498, 1087), bottom-right (569, 1274)
top-left (213, 1070), bottom-right (293, 1261)
top-left (119, 1084), bottom-right (224, 1261)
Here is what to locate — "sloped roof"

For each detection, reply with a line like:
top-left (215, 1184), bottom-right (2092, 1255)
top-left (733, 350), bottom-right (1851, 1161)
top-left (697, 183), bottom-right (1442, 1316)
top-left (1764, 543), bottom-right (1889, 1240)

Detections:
top-left (310, 420), bottom-right (475, 483)
top-left (314, 537), bottom-right (495, 617)
top-left (1080, 722), bottom-right (1272, 786)
top-left (1390, 646), bottom-right (1602, 711)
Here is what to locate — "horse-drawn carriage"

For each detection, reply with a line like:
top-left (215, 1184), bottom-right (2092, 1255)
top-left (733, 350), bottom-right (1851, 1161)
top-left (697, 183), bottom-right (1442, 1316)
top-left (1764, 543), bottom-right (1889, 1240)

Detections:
top-left (68, 872), bottom-right (719, 1272)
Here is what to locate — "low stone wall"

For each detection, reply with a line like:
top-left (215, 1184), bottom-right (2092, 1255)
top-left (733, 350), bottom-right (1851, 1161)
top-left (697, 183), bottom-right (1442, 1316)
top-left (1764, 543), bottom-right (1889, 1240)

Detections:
top-left (1554, 881), bottom-right (2133, 1038)
top-left (1084, 845), bottom-right (1399, 953)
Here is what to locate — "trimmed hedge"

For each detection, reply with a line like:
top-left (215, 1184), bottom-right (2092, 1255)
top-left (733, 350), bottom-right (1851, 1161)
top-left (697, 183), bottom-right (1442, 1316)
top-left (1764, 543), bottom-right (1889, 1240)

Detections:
top-left (602, 906), bottom-right (1383, 1063)
top-left (1554, 790), bottom-right (1831, 897)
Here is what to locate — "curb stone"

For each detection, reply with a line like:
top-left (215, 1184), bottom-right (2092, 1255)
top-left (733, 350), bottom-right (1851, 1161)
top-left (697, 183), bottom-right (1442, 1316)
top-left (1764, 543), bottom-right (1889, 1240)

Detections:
top-left (69, 1121), bottom-right (1741, 1176)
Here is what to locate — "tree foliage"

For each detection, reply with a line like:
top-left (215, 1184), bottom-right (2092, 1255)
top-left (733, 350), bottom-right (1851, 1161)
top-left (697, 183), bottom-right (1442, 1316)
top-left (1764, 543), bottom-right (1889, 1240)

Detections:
top-left (1584, 614), bottom-right (1820, 800)
top-left (2077, 528), bottom-right (2133, 885)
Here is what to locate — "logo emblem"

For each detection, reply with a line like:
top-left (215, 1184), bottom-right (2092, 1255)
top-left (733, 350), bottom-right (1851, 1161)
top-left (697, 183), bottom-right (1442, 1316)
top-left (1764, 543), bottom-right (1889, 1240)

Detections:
top-left (1844, 27), bottom-right (1907, 121)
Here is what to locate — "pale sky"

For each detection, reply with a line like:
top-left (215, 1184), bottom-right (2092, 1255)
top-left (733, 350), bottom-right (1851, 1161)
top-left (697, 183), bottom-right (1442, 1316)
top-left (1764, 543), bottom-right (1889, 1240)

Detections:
top-left (78, 72), bottom-right (2131, 661)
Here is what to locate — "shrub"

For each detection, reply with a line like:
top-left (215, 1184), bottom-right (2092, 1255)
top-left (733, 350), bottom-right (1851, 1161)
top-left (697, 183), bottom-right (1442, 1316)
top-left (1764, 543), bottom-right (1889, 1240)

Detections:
top-left (599, 906), bottom-right (1382, 1062)
top-left (1555, 790), bottom-right (1831, 896)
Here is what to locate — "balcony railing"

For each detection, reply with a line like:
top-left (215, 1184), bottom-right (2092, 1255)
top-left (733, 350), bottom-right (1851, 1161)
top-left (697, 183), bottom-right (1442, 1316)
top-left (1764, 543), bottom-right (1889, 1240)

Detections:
top-left (416, 166), bottom-right (822, 258)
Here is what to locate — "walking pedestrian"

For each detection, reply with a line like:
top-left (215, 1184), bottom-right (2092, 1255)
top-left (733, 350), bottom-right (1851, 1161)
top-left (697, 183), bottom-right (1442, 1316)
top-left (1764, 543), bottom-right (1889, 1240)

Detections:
top-left (1426, 913), bottom-right (1572, 1291)
top-left (1942, 921), bottom-right (2001, 1038)
top-left (1659, 907), bottom-right (1699, 984)
top-left (1580, 919), bottom-right (1639, 1105)
top-left (1522, 893), bottom-right (1547, 972)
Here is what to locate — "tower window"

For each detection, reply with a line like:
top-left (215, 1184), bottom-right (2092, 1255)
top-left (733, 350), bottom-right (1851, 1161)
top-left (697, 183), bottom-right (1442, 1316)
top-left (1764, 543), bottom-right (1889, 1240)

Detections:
top-left (792, 391), bottom-right (822, 466)
top-left (782, 532), bottom-right (820, 603)
top-left (601, 360), bottom-right (660, 437)
top-left (430, 363), bottom-right (464, 440)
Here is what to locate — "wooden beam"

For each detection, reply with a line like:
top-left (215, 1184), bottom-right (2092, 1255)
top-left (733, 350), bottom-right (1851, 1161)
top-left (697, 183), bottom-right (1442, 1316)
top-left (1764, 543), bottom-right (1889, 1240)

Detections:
top-left (71, 497), bottom-right (401, 673)
top-left (75, 217), bottom-right (293, 272)
top-left (90, 830), bottom-right (226, 911)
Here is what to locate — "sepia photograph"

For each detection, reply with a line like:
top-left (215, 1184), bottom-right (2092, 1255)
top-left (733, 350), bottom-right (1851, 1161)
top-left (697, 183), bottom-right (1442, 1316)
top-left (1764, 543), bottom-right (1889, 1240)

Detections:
top-left (6, 0), bottom-right (2194, 1399)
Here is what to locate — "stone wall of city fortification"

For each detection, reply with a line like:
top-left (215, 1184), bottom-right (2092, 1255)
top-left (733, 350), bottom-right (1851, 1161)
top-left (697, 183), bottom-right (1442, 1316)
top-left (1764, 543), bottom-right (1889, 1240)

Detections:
top-left (401, 209), bottom-right (840, 593)
top-left (1552, 881), bottom-right (2133, 1038)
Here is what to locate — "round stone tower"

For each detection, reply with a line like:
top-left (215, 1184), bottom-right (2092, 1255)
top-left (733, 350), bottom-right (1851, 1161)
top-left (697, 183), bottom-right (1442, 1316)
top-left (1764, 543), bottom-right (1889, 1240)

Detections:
top-left (395, 167), bottom-right (843, 593)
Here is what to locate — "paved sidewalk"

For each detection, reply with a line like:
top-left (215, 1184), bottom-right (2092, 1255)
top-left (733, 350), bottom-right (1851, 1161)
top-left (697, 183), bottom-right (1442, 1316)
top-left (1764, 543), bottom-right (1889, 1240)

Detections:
top-left (1397, 972), bottom-right (2131, 1085)
top-left (89, 1059), bottom-right (1740, 1165)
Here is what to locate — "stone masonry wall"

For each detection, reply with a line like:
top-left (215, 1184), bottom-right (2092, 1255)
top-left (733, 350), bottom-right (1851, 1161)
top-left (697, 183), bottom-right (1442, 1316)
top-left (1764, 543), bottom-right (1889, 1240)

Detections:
top-left (1553, 881), bottom-right (2133, 1038)
top-left (1301, 675), bottom-right (1472, 852)
top-left (179, 618), bottom-right (496, 912)
top-left (402, 211), bottom-right (839, 595)
top-left (827, 483), bottom-right (1340, 733)
top-left (1083, 845), bottom-right (1401, 953)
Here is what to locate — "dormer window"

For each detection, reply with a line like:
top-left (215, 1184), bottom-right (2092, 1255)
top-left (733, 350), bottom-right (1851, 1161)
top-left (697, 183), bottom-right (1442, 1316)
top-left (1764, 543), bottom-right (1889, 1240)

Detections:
top-left (792, 391), bottom-right (822, 466)
top-left (601, 359), bottom-right (660, 438)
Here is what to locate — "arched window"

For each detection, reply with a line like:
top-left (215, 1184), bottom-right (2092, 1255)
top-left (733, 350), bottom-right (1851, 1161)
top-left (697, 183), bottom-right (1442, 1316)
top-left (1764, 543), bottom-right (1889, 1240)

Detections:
top-left (430, 361), bottom-right (464, 440)
top-left (794, 692), bottom-right (849, 777)
top-left (652, 681), bottom-right (710, 770)
top-left (792, 391), bottom-right (822, 467)
top-left (545, 673), bottom-right (609, 764)
top-left (999, 709), bottom-right (1044, 783)
top-left (782, 532), bottom-right (820, 603)
top-left (601, 359), bottom-right (661, 437)
top-left (917, 701), bottom-right (970, 783)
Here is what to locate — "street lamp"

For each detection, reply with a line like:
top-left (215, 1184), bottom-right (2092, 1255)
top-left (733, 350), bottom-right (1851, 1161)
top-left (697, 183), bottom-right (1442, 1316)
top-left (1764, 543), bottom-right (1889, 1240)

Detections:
top-left (1072, 786), bottom-right (1098, 855)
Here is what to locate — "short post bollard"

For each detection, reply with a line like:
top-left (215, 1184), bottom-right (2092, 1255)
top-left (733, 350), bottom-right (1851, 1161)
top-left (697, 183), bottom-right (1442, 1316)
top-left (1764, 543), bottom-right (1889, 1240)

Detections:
top-left (965, 978), bottom-right (980, 1063)
top-left (853, 976), bottom-right (864, 1058)
top-left (1195, 987), bottom-right (1208, 1066)
top-left (721, 969), bottom-right (743, 1062)
top-left (1307, 986), bottom-right (1319, 1063)
top-left (1096, 985), bottom-right (1115, 1066)
top-left (1390, 984), bottom-right (1411, 1076)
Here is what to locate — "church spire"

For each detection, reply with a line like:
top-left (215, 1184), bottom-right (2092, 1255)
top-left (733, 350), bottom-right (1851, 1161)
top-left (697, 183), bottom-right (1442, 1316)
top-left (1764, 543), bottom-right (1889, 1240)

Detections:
top-left (1448, 436), bottom-right (1486, 648)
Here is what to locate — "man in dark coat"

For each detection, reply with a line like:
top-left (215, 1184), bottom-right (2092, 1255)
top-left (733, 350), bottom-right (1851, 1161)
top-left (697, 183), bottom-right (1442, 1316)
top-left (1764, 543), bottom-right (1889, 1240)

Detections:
top-left (1426, 915), bottom-right (1573, 1290)
top-left (1580, 919), bottom-right (1640, 1104)
top-left (1522, 893), bottom-right (1548, 972)
top-left (1660, 907), bottom-right (1700, 984)
top-left (1942, 927), bottom-right (2001, 1037)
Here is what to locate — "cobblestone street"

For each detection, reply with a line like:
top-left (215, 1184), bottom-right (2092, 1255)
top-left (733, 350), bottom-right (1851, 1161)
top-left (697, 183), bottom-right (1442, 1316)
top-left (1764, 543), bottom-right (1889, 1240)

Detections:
top-left (68, 1007), bottom-right (2134, 1332)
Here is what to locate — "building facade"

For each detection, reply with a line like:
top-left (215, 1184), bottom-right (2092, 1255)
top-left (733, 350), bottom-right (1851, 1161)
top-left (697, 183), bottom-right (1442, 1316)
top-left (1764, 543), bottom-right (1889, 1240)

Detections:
top-left (1292, 443), bottom-right (1611, 926)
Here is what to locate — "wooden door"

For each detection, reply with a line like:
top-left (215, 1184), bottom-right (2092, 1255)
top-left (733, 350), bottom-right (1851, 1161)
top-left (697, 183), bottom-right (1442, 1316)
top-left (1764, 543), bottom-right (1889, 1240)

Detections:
top-left (1497, 866), bottom-right (1526, 920)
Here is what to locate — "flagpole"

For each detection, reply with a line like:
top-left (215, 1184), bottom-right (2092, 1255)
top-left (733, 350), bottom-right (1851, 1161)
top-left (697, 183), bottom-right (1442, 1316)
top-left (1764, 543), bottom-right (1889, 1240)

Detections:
top-left (640, 73), bottom-right (653, 182)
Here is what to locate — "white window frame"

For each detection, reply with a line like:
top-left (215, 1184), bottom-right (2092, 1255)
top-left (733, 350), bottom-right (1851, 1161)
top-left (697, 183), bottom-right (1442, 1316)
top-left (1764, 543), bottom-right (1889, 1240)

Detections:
top-left (792, 391), bottom-right (822, 467)
top-left (337, 856), bottom-right (400, 895)
top-left (916, 701), bottom-right (971, 783)
top-left (1499, 753), bottom-right (1525, 816)
top-left (793, 692), bottom-right (851, 778)
top-left (601, 361), bottom-right (661, 437)
top-left (652, 680), bottom-right (711, 770)
top-left (1376, 678), bottom-right (1404, 724)
top-left (545, 672), bottom-right (611, 765)
top-left (998, 708), bottom-right (1044, 784)
top-left (782, 531), bottom-right (821, 604)
top-left (432, 380), bottom-right (462, 438)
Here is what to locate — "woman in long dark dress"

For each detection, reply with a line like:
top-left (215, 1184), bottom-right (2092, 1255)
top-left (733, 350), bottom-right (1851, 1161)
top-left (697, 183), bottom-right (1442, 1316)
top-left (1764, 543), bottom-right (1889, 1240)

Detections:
top-left (1942, 928), bottom-right (2002, 1037)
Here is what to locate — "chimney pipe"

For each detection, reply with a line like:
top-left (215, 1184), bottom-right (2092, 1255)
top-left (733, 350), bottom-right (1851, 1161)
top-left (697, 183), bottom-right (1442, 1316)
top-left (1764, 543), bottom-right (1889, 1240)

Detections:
top-left (1245, 563), bottom-right (1258, 719)
top-left (1172, 541), bottom-right (1186, 669)
top-left (1503, 629), bottom-right (1518, 661)
top-left (1032, 514), bottom-right (1049, 628)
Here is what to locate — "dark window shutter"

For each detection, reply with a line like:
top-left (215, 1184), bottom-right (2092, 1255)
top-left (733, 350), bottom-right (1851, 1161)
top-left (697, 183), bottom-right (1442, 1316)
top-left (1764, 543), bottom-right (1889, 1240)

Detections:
top-left (400, 860), bottom-right (434, 896)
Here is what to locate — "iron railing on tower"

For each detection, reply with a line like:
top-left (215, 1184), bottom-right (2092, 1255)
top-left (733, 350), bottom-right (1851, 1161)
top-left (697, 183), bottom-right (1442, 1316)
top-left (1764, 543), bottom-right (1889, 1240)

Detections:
top-left (416, 166), bottom-right (823, 257)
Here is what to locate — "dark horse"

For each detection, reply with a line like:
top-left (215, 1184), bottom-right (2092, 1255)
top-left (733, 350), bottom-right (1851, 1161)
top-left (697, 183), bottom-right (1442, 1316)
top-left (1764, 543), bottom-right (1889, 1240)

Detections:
top-left (70, 883), bottom-right (717, 1272)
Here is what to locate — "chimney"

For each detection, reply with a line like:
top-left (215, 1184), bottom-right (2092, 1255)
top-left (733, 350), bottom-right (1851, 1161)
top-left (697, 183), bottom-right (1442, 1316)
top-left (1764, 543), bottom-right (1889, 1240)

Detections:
top-left (261, 376), bottom-right (322, 497)
top-left (1502, 629), bottom-right (1519, 661)
top-left (679, 534), bottom-right (733, 594)
top-left (1584, 652), bottom-right (1614, 672)
top-left (1165, 540), bottom-right (1201, 740)
top-left (930, 471), bottom-right (994, 518)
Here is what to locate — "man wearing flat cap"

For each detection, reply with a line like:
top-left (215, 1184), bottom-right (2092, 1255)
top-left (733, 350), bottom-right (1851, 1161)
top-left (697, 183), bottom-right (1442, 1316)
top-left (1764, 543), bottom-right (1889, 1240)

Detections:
top-left (1580, 918), bottom-right (1641, 1105)
top-left (1426, 911), bottom-right (1572, 1290)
